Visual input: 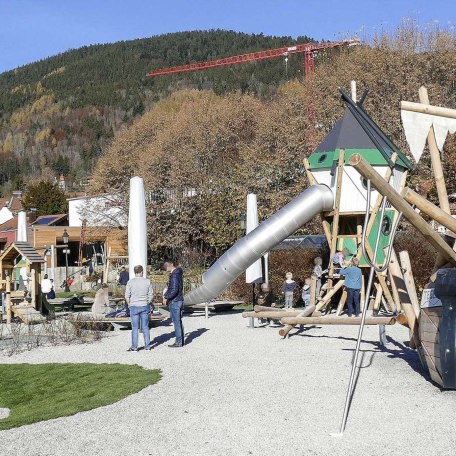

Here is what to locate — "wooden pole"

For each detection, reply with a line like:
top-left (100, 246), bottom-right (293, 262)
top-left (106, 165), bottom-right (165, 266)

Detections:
top-left (281, 316), bottom-right (396, 326)
top-left (402, 187), bottom-right (456, 235)
top-left (351, 80), bottom-right (357, 101)
top-left (243, 310), bottom-right (319, 320)
top-left (6, 276), bottom-right (11, 324)
top-left (328, 149), bottom-right (345, 281)
top-left (376, 272), bottom-right (395, 313)
top-left (278, 305), bottom-right (316, 338)
top-left (360, 274), bottom-right (365, 311)
top-left (31, 268), bottom-right (36, 309)
top-left (349, 153), bottom-right (456, 264)
top-left (388, 249), bottom-right (419, 348)
top-left (418, 86), bottom-right (451, 215)
top-left (310, 275), bottom-right (317, 307)
top-left (335, 289), bottom-right (348, 316)
top-left (373, 283), bottom-right (383, 312)
top-left (103, 246), bottom-right (112, 284)
top-left (398, 250), bottom-right (420, 318)
top-left (315, 279), bottom-right (345, 311)
top-left (401, 100), bottom-right (456, 120)
top-left (356, 153), bottom-right (397, 262)
top-left (303, 157), bottom-right (316, 185)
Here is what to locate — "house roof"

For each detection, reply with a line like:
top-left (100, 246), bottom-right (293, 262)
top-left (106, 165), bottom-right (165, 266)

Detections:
top-left (308, 91), bottom-right (413, 170)
top-left (0, 242), bottom-right (45, 264)
top-left (0, 216), bottom-right (18, 232)
top-left (0, 195), bottom-right (23, 212)
top-left (32, 214), bottom-right (68, 226)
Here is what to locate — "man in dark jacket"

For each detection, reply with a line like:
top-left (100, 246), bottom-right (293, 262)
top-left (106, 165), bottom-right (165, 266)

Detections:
top-left (163, 259), bottom-right (184, 347)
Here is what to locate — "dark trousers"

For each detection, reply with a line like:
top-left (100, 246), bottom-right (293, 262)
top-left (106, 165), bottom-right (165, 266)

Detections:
top-left (346, 288), bottom-right (360, 316)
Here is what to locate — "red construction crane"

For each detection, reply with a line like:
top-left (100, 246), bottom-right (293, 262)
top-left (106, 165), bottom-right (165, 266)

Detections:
top-left (147, 38), bottom-right (359, 149)
top-left (147, 39), bottom-right (359, 78)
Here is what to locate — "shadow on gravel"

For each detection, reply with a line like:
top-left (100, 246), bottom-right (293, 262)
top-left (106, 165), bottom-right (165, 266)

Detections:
top-left (151, 332), bottom-right (175, 348)
top-left (185, 328), bottom-right (209, 345)
top-left (382, 336), bottom-right (428, 378)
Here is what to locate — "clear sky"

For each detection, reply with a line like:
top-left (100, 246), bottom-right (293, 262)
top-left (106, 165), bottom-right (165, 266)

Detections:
top-left (0, 0), bottom-right (455, 73)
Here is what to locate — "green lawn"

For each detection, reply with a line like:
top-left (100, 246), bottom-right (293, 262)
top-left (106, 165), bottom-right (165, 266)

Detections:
top-left (0, 363), bottom-right (161, 430)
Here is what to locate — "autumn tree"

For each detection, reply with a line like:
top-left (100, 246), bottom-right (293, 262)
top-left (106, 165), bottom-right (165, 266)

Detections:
top-left (22, 181), bottom-right (68, 216)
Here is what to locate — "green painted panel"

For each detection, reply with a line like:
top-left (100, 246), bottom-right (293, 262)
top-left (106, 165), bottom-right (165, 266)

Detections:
top-left (307, 148), bottom-right (407, 170)
top-left (336, 209), bottom-right (397, 267)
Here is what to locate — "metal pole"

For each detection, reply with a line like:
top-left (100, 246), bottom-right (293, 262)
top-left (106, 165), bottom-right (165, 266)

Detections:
top-left (51, 244), bottom-right (55, 280)
top-left (64, 250), bottom-right (70, 292)
top-left (335, 181), bottom-right (387, 436)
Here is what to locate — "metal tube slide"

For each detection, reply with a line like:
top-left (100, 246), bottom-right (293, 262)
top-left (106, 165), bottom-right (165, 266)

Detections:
top-left (184, 184), bottom-right (334, 304)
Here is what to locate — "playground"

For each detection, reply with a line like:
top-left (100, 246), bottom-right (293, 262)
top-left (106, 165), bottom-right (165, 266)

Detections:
top-left (1, 312), bottom-right (456, 456)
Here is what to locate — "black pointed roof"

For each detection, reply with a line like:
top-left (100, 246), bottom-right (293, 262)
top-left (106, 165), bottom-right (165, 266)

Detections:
top-left (315, 109), bottom-right (391, 153)
top-left (309, 89), bottom-right (413, 170)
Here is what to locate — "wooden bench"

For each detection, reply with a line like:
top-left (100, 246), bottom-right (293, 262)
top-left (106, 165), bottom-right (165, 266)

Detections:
top-left (67, 312), bottom-right (166, 331)
top-left (187, 300), bottom-right (244, 319)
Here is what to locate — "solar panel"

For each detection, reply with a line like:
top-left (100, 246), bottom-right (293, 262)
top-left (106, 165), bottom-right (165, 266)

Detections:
top-left (35, 216), bottom-right (58, 225)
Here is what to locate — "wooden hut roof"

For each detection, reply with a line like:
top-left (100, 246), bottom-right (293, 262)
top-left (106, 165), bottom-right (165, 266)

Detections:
top-left (0, 242), bottom-right (45, 264)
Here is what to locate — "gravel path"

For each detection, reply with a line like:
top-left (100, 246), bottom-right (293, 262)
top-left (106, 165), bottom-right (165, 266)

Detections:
top-left (1, 312), bottom-right (456, 456)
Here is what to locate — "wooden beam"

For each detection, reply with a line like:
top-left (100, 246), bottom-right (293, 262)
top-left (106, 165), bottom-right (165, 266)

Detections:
top-left (328, 149), bottom-right (345, 280)
top-left (356, 154), bottom-right (397, 262)
top-left (335, 289), bottom-right (348, 316)
top-left (303, 157), bottom-right (317, 185)
top-left (243, 309), bottom-right (320, 320)
top-left (376, 272), bottom-right (395, 313)
top-left (310, 275), bottom-right (317, 307)
top-left (402, 187), bottom-right (456, 235)
top-left (401, 100), bottom-right (456, 120)
top-left (349, 153), bottom-right (456, 264)
top-left (360, 274), bottom-right (366, 311)
top-left (398, 250), bottom-right (420, 318)
top-left (388, 249), bottom-right (419, 349)
top-left (315, 279), bottom-right (345, 311)
top-left (373, 283), bottom-right (383, 312)
top-left (278, 305), bottom-right (316, 337)
top-left (418, 87), bottom-right (451, 215)
top-left (6, 276), bottom-right (11, 324)
top-left (281, 316), bottom-right (396, 326)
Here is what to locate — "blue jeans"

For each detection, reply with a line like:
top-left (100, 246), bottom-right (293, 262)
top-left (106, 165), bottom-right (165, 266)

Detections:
top-left (130, 305), bottom-right (151, 349)
top-left (346, 288), bottom-right (360, 316)
top-left (169, 300), bottom-right (184, 345)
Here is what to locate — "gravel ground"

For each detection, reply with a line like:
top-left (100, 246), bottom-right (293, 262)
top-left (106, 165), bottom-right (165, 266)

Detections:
top-left (1, 311), bottom-right (456, 456)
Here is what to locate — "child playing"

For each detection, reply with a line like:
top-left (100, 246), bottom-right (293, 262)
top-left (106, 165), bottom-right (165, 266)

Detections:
top-left (339, 257), bottom-right (362, 317)
top-left (301, 277), bottom-right (312, 307)
top-left (282, 272), bottom-right (296, 309)
top-left (312, 257), bottom-right (324, 298)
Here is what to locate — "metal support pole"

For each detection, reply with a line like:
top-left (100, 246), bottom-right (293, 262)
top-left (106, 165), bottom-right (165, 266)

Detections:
top-left (64, 250), bottom-right (70, 292)
top-left (378, 324), bottom-right (387, 346)
top-left (334, 180), bottom-right (392, 436)
top-left (248, 283), bottom-right (256, 328)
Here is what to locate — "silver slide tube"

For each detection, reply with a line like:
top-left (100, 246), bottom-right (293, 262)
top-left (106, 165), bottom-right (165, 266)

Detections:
top-left (184, 184), bottom-right (334, 305)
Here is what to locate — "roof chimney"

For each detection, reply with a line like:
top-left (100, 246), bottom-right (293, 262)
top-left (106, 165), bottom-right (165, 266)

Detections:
top-left (29, 208), bottom-right (37, 224)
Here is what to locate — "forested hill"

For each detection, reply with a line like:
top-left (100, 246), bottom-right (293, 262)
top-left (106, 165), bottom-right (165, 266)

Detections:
top-left (0, 30), bottom-right (313, 193)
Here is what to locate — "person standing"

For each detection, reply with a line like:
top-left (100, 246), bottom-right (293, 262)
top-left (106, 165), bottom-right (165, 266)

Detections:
top-left (118, 266), bottom-right (130, 293)
top-left (41, 274), bottom-right (52, 297)
top-left (339, 258), bottom-right (362, 317)
top-left (163, 259), bottom-right (184, 348)
top-left (282, 272), bottom-right (296, 309)
top-left (40, 273), bottom-right (53, 316)
top-left (125, 265), bottom-right (153, 352)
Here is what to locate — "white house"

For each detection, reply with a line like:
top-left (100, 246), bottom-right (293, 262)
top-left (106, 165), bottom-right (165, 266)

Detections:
top-left (67, 194), bottom-right (127, 227)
